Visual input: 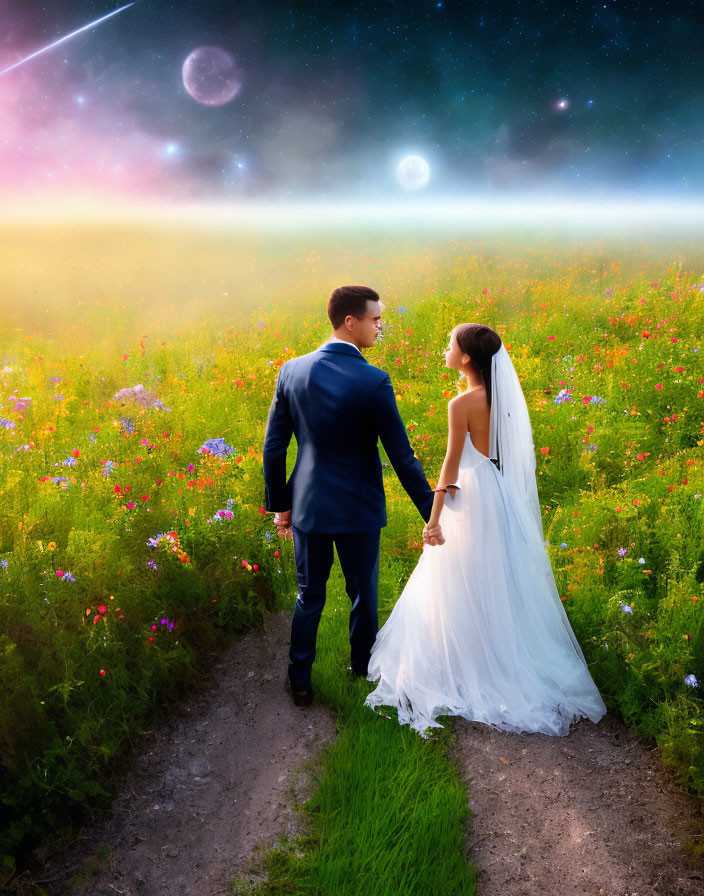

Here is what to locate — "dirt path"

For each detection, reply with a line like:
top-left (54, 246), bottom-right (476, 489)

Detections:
top-left (452, 714), bottom-right (704, 896)
top-left (33, 612), bottom-right (336, 896)
top-left (23, 613), bottom-right (704, 896)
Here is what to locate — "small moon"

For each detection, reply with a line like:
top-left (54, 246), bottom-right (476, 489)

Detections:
top-left (397, 155), bottom-right (430, 190)
top-left (182, 46), bottom-right (242, 106)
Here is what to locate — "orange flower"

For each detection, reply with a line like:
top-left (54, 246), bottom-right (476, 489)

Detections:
top-left (540, 447), bottom-right (550, 456)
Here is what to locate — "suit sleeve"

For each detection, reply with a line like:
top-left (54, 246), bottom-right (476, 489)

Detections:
top-left (373, 374), bottom-right (434, 523)
top-left (263, 365), bottom-right (294, 512)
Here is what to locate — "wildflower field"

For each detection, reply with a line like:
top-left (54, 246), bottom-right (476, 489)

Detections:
top-left (1, 218), bottom-right (703, 887)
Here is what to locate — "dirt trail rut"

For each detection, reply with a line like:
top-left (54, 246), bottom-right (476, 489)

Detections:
top-left (36, 611), bottom-right (336, 896)
top-left (452, 714), bottom-right (704, 896)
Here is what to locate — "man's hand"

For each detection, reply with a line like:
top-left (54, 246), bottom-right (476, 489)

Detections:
top-left (273, 511), bottom-right (293, 539)
top-left (422, 523), bottom-right (445, 547)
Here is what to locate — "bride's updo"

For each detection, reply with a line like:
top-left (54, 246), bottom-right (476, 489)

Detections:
top-left (455, 323), bottom-right (502, 407)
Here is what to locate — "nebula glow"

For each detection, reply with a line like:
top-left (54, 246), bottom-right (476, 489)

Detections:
top-left (0, 2), bottom-right (702, 204)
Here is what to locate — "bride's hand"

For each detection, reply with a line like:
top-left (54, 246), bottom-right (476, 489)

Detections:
top-left (422, 524), bottom-right (445, 547)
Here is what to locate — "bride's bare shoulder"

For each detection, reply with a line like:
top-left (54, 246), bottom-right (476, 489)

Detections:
top-left (449, 387), bottom-right (487, 409)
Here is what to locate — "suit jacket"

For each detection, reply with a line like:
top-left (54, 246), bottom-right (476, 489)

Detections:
top-left (263, 341), bottom-right (434, 533)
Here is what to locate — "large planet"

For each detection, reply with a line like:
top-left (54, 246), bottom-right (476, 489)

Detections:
top-left (397, 155), bottom-right (430, 190)
top-left (182, 46), bottom-right (242, 106)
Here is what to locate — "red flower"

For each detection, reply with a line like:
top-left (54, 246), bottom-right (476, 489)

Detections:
top-left (655, 383), bottom-right (663, 390)
top-left (98, 605), bottom-right (107, 614)
top-left (539, 447), bottom-right (550, 456)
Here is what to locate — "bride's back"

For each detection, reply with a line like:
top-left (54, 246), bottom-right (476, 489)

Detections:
top-left (456, 386), bottom-right (491, 459)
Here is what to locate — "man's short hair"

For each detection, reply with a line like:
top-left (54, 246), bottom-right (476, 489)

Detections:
top-left (327, 285), bottom-right (380, 329)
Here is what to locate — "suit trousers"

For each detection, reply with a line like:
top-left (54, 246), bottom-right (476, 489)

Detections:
top-left (289, 528), bottom-right (381, 690)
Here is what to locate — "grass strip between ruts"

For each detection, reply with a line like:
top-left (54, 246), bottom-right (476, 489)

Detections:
top-left (235, 559), bottom-right (477, 896)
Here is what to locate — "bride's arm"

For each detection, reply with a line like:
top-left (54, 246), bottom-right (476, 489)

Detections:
top-left (426, 398), bottom-right (467, 530)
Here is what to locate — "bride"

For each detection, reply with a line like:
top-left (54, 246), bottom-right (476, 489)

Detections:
top-left (364, 323), bottom-right (607, 737)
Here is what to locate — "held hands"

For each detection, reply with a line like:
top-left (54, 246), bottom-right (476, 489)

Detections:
top-left (273, 511), bottom-right (293, 540)
top-left (422, 523), bottom-right (445, 547)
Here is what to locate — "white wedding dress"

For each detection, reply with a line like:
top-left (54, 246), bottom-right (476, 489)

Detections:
top-left (365, 429), bottom-right (607, 737)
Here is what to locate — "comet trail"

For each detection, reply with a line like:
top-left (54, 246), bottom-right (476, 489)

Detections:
top-left (0, 3), bottom-right (135, 76)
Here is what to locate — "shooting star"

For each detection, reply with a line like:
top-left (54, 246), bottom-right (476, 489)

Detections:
top-left (0, 3), bottom-right (135, 77)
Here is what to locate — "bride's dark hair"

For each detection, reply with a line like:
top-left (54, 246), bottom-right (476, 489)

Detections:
top-left (455, 323), bottom-right (502, 408)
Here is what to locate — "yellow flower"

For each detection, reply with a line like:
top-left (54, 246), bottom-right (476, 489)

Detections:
top-left (47, 542), bottom-right (57, 552)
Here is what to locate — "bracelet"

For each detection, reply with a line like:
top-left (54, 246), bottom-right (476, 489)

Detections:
top-left (434, 487), bottom-right (447, 494)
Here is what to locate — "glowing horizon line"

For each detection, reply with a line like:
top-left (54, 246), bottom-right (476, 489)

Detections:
top-left (3, 196), bottom-right (704, 227)
top-left (0, 3), bottom-right (135, 77)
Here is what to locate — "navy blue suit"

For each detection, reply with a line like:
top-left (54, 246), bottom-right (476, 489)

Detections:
top-left (263, 341), bottom-right (434, 688)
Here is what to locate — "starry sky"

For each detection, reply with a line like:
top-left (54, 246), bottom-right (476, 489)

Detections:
top-left (1, 0), bottom-right (702, 203)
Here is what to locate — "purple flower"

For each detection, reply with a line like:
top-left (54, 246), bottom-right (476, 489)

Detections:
top-left (589, 396), bottom-right (606, 405)
top-left (198, 437), bottom-right (235, 457)
top-left (0, 559), bottom-right (8, 569)
top-left (62, 456), bottom-right (77, 467)
top-left (617, 547), bottom-right (627, 558)
top-left (684, 674), bottom-right (699, 687)
top-left (621, 603), bottom-right (633, 614)
top-left (0, 418), bottom-right (15, 430)
top-left (120, 417), bottom-right (135, 434)
top-left (147, 559), bottom-right (158, 570)
top-left (554, 389), bottom-right (572, 405)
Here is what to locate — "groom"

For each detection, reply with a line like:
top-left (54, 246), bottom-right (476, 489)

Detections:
top-left (263, 285), bottom-right (435, 706)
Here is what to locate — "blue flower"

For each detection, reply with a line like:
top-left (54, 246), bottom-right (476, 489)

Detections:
top-left (0, 418), bottom-right (15, 430)
top-left (120, 417), bottom-right (135, 434)
top-left (103, 460), bottom-right (117, 476)
top-left (560, 542), bottom-right (568, 549)
top-left (0, 559), bottom-right (8, 569)
top-left (51, 477), bottom-right (69, 486)
top-left (684, 674), bottom-right (699, 687)
top-left (62, 456), bottom-right (77, 467)
top-left (198, 437), bottom-right (235, 457)
top-left (554, 389), bottom-right (572, 405)
top-left (589, 396), bottom-right (606, 405)
top-left (621, 603), bottom-right (633, 614)
top-left (638, 557), bottom-right (645, 565)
